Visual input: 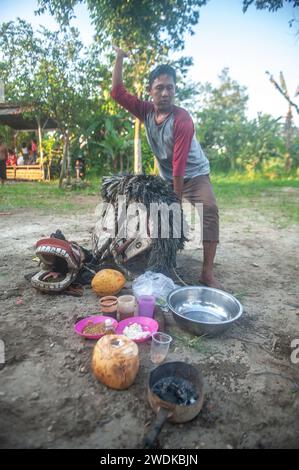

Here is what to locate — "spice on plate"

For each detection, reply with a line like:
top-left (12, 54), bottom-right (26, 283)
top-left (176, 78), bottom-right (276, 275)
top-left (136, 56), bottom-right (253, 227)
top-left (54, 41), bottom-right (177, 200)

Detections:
top-left (83, 318), bottom-right (115, 336)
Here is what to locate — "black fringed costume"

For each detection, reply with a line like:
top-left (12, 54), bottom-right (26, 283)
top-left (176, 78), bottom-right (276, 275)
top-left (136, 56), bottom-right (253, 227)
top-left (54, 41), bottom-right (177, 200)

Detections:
top-left (92, 175), bottom-right (187, 275)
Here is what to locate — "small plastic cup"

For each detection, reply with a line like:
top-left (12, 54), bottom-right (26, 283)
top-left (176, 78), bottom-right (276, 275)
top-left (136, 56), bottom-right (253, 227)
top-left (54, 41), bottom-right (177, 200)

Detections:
top-left (150, 332), bottom-right (172, 364)
top-left (138, 295), bottom-right (155, 318)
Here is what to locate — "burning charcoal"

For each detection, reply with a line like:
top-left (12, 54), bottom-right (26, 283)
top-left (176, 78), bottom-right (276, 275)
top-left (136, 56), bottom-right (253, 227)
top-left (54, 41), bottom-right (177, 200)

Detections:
top-left (152, 377), bottom-right (199, 406)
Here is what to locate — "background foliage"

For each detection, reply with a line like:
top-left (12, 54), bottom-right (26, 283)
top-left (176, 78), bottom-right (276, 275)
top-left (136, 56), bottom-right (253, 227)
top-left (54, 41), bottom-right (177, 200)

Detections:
top-left (0, 1), bottom-right (298, 181)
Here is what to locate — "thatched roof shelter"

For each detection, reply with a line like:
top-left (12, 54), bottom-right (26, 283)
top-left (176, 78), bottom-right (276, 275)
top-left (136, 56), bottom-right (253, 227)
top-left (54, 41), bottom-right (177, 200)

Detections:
top-left (0, 103), bottom-right (57, 131)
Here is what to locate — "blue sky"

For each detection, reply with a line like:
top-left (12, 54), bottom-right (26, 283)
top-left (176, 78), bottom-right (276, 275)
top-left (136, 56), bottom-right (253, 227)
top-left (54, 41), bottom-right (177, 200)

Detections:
top-left (1, 0), bottom-right (299, 124)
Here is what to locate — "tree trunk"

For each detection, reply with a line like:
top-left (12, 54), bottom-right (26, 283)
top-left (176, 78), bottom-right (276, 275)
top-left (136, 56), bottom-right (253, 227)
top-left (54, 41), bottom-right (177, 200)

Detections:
top-left (13, 131), bottom-right (17, 155)
top-left (112, 155), bottom-right (117, 171)
top-left (37, 118), bottom-right (44, 165)
top-left (48, 154), bottom-right (53, 181)
top-left (66, 137), bottom-right (71, 184)
top-left (284, 107), bottom-right (293, 172)
top-left (126, 154), bottom-right (130, 173)
top-left (134, 117), bottom-right (142, 174)
top-left (120, 154), bottom-right (124, 173)
top-left (230, 154), bottom-right (236, 172)
top-left (284, 153), bottom-right (292, 172)
top-left (153, 158), bottom-right (159, 175)
top-left (59, 131), bottom-right (69, 188)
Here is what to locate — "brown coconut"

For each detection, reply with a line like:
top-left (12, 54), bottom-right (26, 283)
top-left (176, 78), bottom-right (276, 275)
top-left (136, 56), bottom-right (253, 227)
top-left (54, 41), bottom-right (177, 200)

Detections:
top-left (92, 334), bottom-right (139, 390)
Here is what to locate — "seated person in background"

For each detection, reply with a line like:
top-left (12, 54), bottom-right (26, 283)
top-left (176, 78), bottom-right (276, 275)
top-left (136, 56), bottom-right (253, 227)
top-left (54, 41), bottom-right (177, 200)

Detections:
top-left (28, 150), bottom-right (35, 164)
top-left (17, 153), bottom-right (24, 165)
top-left (6, 149), bottom-right (17, 166)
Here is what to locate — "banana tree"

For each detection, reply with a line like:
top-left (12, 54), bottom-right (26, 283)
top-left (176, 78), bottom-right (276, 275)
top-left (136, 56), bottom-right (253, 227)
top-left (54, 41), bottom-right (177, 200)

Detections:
top-left (92, 117), bottom-right (133, 174)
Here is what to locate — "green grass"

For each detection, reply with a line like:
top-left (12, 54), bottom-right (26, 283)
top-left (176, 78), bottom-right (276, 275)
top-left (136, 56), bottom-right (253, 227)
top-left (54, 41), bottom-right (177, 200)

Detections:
top-left (0, 178), bottom-right (101, 213)
top-left (232, 290), bottom-right (248, 302)
top-left (170, 327), bottom-right (208, 353)
top-left (0, 173), bottom-right (298, 225)
top-left (211, 173), bottom-right (299, 226)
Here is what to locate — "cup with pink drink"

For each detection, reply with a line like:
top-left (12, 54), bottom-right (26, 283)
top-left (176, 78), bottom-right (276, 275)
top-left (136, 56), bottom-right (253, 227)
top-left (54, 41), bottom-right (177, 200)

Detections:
top-left (137, 295), bottom-right (156, 318)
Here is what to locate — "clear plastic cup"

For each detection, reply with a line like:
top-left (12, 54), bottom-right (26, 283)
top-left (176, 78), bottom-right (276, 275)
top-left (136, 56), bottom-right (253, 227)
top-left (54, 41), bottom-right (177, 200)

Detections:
top-left (150, 332), bottom-right (172, 364)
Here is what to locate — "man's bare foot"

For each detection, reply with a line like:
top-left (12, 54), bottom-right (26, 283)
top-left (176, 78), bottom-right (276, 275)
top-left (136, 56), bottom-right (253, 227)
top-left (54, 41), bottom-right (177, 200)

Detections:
top-left (199, 271), bottom-right (224, 290)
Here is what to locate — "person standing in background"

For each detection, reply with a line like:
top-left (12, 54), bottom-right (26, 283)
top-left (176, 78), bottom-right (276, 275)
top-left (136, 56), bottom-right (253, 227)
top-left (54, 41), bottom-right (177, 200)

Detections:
top-left (75, 158), bottom-right (85, 180)
top-left (31, 138), bottom-right (38, 163)
top-left (0, 137), bottom-right (8, 186)
top-left (21, 142), bottom-right (29, 164)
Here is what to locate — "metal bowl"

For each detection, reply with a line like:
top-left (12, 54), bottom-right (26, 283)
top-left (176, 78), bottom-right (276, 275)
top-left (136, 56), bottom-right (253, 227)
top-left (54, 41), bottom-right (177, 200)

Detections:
top-left (167, 286), bottom-right (243, 337)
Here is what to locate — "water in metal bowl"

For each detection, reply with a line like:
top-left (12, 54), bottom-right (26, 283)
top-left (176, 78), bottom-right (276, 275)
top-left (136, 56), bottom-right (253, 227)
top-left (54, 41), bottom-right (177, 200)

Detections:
top-left (167, 286), bottom-right (243, 337)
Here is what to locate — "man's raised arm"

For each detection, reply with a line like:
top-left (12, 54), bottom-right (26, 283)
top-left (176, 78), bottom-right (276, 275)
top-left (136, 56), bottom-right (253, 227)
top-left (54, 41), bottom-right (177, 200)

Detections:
top-left (112, 45), bottom-right (129, 89)
top-left (110, 46), bottom-right (153, 122)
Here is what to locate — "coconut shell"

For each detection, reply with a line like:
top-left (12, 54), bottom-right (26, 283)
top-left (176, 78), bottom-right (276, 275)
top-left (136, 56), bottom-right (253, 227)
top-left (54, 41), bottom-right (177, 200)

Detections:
top-left (92, 334), bottom-right (139, 390)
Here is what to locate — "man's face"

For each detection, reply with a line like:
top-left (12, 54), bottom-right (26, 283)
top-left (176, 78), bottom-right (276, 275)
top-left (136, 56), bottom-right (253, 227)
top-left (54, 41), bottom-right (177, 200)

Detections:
top-left (149, 74), bottom-right (176, 112)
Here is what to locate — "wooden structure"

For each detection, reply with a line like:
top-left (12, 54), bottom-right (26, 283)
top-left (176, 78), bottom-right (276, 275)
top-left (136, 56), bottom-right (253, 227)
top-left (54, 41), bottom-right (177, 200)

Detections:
top-left (6, 165), bottom-right (44, 181)
top-left (0, 103), bottom-right (57, 181)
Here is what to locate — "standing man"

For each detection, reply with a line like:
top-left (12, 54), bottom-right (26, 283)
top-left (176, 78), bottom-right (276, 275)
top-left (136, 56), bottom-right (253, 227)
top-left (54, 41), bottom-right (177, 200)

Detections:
top-left (31, 138), bottom-right (38, 163)
top-left (110, 46), bottom-right (221, 289)
top-left (0, 137), bottom-right (8, 186)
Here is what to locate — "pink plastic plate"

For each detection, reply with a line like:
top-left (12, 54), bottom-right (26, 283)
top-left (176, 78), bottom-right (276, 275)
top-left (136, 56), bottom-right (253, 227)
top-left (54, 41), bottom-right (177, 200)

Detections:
top-left (74, 315), bottom-right (118, 340)
top-left (116, 316), bottom-right (159, 343)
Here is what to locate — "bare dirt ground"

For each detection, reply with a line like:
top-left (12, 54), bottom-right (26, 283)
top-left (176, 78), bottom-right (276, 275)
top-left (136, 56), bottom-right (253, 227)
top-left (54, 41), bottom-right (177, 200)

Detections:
top-left (0, 200), bottom-right (299, 449)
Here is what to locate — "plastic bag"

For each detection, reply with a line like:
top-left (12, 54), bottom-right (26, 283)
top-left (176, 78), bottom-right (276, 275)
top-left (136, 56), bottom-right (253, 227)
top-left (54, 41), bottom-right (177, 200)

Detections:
top-left (132, 271), bottom-right (179, 309)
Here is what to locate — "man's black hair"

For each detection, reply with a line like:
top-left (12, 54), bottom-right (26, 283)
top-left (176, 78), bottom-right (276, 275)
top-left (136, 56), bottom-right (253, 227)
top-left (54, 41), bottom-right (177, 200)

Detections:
top-left (149, 64), bottom-right (176, 88)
